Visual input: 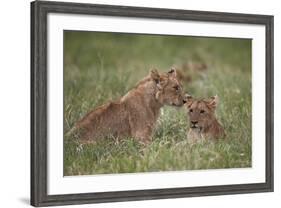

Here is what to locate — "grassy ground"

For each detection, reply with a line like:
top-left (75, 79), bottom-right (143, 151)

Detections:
top-left (63, 31), bottom-right (252, 176)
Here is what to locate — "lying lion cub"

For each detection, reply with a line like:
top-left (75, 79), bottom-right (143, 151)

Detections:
top-left (71, 68), bottom-right (185, 144)
top-left (184, 94), bottom-right (225, 142)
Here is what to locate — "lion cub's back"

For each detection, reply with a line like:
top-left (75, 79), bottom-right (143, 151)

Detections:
top-left (76, 101), bottom-right (131, 141)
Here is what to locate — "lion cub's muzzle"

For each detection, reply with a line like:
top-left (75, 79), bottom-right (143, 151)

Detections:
top-left (172, 100), bottom-right (185, 107)
top-left (171, 95), bottom-right (185, 107)
top-left (190, 121), bottom-right (199, 129)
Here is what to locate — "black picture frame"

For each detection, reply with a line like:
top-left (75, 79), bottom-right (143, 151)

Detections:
top-left (31, 0), bottom-right (274, 207)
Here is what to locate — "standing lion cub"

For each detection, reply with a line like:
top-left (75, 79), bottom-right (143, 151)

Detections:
top-left (184, 94), bottom-right (225, 142)
top-left (70, 68), bottom-right (185, 144)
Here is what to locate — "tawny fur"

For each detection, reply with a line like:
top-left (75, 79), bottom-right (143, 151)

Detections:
top-left (184, 95), bottom-right (225, 143)
top-left (71, 68), bottom-right (185, 144)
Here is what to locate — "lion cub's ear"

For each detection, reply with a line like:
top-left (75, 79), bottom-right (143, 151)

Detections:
top-left (183, 94), bottom-right (193, 107)
top-left (167, 67), bottom-right (177, 79)
top-left (151, 68), bottom-right (168, 89)
top-left (207, 95), bottom-right (219, 109)
top-left (150, 68), bottom-right (160, 84)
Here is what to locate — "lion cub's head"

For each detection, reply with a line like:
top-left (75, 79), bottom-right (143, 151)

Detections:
top-left (150, 68), bottom-right (185, 107)
top-left (184, 94), bottom-right (219, 131)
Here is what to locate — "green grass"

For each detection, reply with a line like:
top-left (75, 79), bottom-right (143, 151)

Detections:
top-left (64, 31), bottom-right (252, 176)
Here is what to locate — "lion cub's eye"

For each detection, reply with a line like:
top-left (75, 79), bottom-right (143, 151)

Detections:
top-left (173, 86), bottom-right (179, 91)
top-left (200, 110), bottom-right (205, 114)
top-left (189, 109), bottom-right (193, 113)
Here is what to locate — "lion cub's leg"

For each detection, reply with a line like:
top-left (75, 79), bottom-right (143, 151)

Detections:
top-left (134, 131), bottom-right (152, 145)
top-left (130, 123), bottom-right (153, 145)
top-left (128, 113), bottom-right (154, 144)
top-left (134, 125), bottom-right (153, 144)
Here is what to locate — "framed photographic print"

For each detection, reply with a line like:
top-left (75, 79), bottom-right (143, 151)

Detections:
top-left (31, 0), bottom-right (274, 207)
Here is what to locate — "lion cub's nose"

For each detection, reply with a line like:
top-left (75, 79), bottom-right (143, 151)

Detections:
top-left (191, 121), bottom-right (198, 125)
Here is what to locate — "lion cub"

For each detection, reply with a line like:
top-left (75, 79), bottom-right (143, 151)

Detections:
top-left (71, 68), bottom-right (185, 144)
top-left (184, 94), bottom-right (225, 142)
